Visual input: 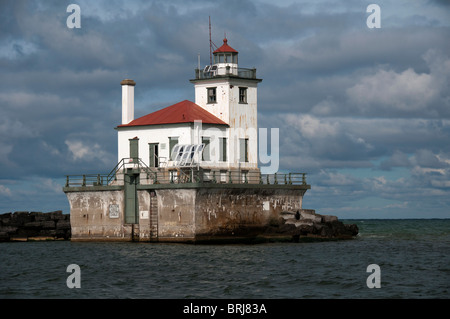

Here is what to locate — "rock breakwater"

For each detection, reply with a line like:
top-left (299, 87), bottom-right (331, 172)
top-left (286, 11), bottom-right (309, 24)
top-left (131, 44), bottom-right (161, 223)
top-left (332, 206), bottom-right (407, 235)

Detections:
top-left (0, 211), bottom-right (71, 242)
top-left (281, 210), bottom-right (358, 240)
top-left (261, 209), bottom-right (359, 242)
top-left (197, 209), bottom-right (359, 243)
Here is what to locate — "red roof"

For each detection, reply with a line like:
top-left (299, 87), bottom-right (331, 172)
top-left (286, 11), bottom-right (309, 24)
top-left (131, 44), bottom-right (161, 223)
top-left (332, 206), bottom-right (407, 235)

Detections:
top-left (213, 38), bottom-right (238, 53)
top-left (118, 100), bottom-right (228, 127)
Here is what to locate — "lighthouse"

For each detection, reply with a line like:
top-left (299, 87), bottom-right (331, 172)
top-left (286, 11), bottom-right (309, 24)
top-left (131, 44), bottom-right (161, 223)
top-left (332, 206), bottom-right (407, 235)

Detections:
top-left (191, 38), bottom-right (262, 174)
top-left (116, 38), bottom-right (262, 177)
top-left (64, 36), bottom-right (311, 243)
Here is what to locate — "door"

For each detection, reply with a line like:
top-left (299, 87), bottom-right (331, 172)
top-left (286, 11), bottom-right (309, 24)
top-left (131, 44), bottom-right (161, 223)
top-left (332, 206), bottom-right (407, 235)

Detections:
top-left (149, 143), bottom-right (159, 168)
top-left (124, 173), bottom-right (139, 224)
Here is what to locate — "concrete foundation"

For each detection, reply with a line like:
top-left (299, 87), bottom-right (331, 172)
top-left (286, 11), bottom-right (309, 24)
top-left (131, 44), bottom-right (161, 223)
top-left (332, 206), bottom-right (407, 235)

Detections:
top-left (63, 184), bottom-right (310, 242)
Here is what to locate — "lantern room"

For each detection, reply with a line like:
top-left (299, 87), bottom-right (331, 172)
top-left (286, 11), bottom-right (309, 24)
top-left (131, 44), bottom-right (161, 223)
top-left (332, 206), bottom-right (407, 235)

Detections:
top-left (211, 38), bottom-right (239, 76)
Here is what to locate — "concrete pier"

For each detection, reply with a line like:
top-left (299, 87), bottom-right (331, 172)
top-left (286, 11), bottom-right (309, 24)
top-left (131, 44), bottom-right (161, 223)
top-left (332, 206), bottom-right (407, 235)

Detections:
top-left (63, 180), bottom-right (312, 242)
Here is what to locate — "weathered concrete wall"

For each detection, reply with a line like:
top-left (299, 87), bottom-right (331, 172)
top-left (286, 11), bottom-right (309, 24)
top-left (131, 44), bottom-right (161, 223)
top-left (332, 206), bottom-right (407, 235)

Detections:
top-left (156, 189), bottom-right (196, 241)
top-left (194, 187), bottom-right (306, 239)
top-left (66, 190), bottom-right (131, 241)
top-left (137, 190), bottom-right (151, 240)
top-left (64, 185), bottom-right (316, 242)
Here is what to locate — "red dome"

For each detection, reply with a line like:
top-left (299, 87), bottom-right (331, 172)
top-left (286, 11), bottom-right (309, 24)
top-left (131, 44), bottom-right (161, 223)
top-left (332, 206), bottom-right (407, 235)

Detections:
top-left (213, 38), bottom-right (238, 54)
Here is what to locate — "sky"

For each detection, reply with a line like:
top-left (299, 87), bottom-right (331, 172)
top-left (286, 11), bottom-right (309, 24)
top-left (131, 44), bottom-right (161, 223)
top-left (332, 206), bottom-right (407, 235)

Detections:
top-left (0, 0), bottom-right (449, 219)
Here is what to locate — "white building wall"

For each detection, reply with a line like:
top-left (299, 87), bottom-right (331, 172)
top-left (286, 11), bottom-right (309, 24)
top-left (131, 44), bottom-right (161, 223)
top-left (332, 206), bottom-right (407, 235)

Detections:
top-left (194, 81), bottom-right (230, 124)
top-left (194, 78), bottom-right (259, 170)
top-left (117, 123), bottom-right (228, 168)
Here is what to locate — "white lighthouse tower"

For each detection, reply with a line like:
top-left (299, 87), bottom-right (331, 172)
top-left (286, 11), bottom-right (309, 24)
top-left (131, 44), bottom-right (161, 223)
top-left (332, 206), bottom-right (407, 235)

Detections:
top-left (190, 38), bottom-right (262, 173)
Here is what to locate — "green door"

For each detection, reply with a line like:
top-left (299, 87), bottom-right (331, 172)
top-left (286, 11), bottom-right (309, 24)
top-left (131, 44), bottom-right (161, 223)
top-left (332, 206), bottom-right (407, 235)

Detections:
top-left (125, 173), bottom-right (139, 224)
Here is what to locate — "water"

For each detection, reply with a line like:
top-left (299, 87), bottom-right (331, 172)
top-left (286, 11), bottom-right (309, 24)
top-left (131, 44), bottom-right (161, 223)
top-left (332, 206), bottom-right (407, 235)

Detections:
top-left (0, 219), bottom-right (449, 299)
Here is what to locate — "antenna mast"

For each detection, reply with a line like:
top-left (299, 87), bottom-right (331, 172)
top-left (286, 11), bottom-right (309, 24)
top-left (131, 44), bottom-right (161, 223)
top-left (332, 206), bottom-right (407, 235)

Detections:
top-left (209, 16), bottom-right (218, 66)
top-left (209, 16), bottom-right (212, 65)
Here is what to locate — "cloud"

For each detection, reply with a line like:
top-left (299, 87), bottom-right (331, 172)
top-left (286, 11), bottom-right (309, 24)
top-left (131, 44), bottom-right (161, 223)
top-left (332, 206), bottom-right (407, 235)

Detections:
top-left (65, 140), bottom-right (111, 165)
top-left (347, 67), bottom-right (436, 112)
top-left (0, 185), bottom-right (12, 197)
top-left (379, 150), bottom-right (412, 171)
top-left (344, 49), bottom-right (450, 119)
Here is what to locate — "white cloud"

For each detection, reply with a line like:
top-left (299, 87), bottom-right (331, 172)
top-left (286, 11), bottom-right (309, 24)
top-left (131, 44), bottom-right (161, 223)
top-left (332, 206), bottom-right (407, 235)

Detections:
top-left (36, 177), bottom-right (63, 194)
top-left (346, 67), bottom-right (436, 112)
top-left (345, 49), bottom-right (450, 117)
top-left (65, 140), bottom-right (110, 164)
top-left (0, 185), bottom-right (12, 197)
top-left (65, 140), bottom-right (89, 160)
top-left (284, 114), bottom-right (339, 139)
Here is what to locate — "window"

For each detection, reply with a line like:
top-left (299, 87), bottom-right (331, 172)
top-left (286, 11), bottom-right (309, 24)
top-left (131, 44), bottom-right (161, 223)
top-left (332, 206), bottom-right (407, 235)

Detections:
top-left (202, 137), bottom-right (210, 161)
top-left (239, 87), bottom-right (247, 104)
top-left (239, 138), bottom-right (249, 163)
top-left (207, 87), bottom-right (216, 103)
top-left (219, 137), bottom-right (227, 162)
top-left (169, 137), bottom-right (178, 160)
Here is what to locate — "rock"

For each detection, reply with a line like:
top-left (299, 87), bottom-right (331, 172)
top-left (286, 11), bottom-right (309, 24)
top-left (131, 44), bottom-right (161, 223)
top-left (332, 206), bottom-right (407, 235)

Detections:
top-left (280, 211), bottom-right (295, 220)
top-left (300, 210), bottom-right (322, 223)
top-left (0, 211), bottom-right (71, 241)
top-left (24, 221), bottom-right (42, 229)
top-left (285, 219), bottom-right (313, 227)
top-left (56, 220), bottom-right (71, 230)
top-left (322, 215), bottom-right (338, 223)
top-left (42, 221), bottom-right (56, 229)
top-left (49, 211), bottom-right (65, 220)
top-left (274, 209), bottom-right (359, 241)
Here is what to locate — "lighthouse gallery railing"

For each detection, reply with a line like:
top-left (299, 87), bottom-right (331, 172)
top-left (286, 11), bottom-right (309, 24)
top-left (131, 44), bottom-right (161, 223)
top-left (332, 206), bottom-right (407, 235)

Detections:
top-left (65, 158), bottom-right (307, 187)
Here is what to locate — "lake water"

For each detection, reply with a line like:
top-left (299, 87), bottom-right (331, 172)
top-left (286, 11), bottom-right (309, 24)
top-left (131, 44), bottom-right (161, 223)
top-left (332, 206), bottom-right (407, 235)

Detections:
top-left (1, 219), bottom-right (449, 299)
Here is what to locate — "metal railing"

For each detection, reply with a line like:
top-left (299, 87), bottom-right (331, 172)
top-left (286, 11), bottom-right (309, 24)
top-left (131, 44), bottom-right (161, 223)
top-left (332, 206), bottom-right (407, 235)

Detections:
top-left (65, 165), bottom-right (307, 187)
top-left (65, 158), bottom-right (158, 187)
top-left (194, 67), bottom-right (258, 80)
top-left (164, 169), bottom-right (307, 185)
top-left (64, 174), bottom-right (110, 187)
top-left (106, 157), bottom-right (158, 183)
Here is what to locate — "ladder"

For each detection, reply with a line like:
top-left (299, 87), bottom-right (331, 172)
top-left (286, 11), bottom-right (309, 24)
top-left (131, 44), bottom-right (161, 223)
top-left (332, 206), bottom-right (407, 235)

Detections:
top-left (149, 191), bottom-right (158, 241)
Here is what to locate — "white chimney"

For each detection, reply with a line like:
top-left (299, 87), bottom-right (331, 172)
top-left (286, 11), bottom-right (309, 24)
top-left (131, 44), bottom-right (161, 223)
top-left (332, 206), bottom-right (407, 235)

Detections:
top-left (121, 79), bottom-right (136, 125)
